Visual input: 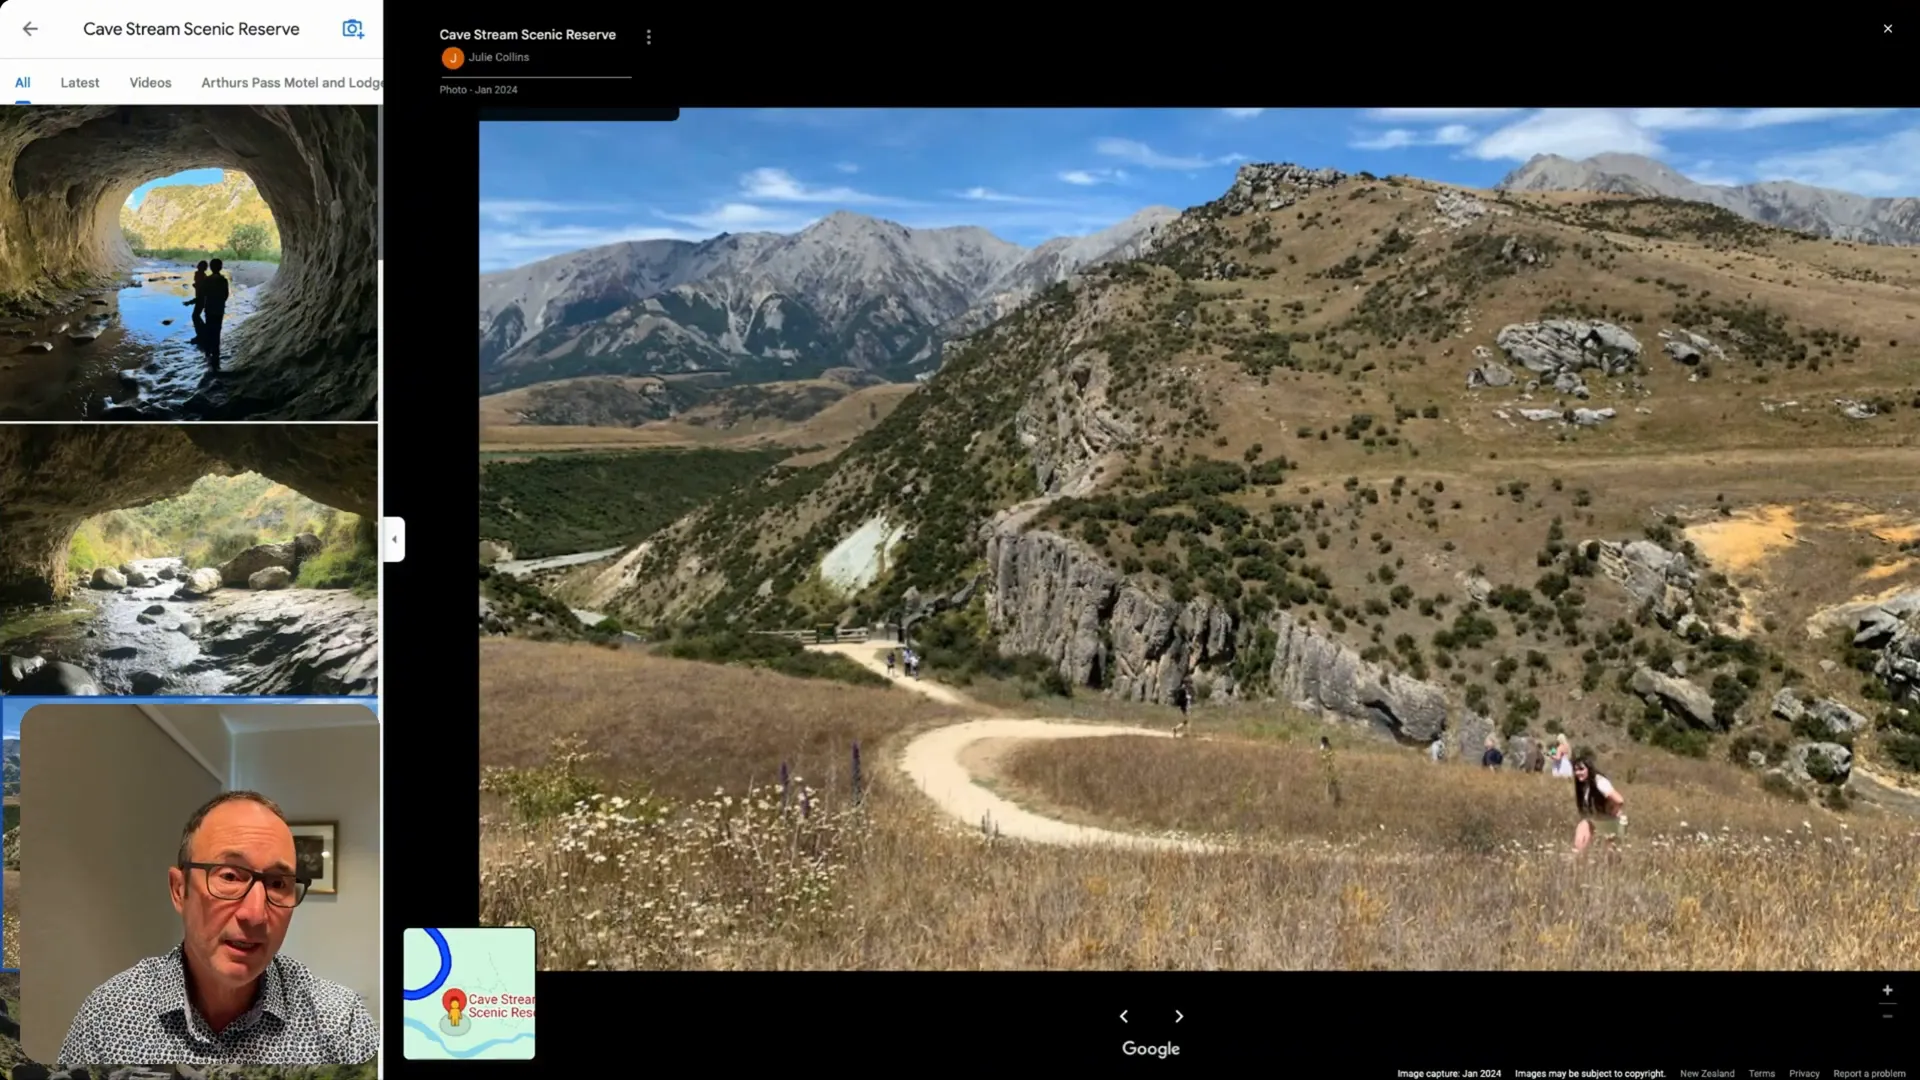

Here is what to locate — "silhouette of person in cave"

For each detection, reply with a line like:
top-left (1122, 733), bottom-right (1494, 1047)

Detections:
top-left (184, 259), bottom-right (209, 338)
top-left (198, 258), bottom-right (231, 369)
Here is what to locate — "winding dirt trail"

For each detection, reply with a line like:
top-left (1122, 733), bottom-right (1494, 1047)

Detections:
top-left (807, 642), bottom-right (1221, 851)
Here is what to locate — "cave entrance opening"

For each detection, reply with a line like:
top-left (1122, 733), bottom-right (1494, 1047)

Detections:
top-left (1, 446), bottom-right (379, 698)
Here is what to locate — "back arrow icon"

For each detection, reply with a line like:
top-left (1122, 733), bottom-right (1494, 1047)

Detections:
top-left (23, 22), bottom-right (36, 35)
top-left (1119, 1010), bottom-right (1128, 1023)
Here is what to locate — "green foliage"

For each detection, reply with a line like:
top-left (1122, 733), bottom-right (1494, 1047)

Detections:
top-left (480, 735), bottom-right (606, 822)
top-left (67, 472), bottom-right (350, 579)
top-left (1883, 732), bottom-right (1920, 772)
top-left (295, 511), bottom-right (379, 594)
top-left (120, 170), bottom-right (280, 257)
top-left (479, 447), bottom-right (786, 560)
top-left (662, 632), bottom-right (887, 687)
top-left (228, 221), bottom-right (274, 259)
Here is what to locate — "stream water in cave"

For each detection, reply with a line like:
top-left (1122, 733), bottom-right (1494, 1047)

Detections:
top-left (0, 259), bottom-right (273, 421)
top-left (0, 557), bottom-right (377, 696)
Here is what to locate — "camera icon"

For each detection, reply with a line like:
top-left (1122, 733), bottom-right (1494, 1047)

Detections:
top-left (342, 19), bottom-right (365, 39)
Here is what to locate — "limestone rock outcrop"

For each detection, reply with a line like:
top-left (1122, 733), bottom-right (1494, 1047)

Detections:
top-left (987, 527), bottom-right (1453, 743)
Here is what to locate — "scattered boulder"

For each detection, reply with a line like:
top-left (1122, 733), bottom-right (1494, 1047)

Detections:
top-left (1591, 539), bottom-right (1698, 623)
top-left (218, 533), bottom-right (321, 586)
top-left (90, 566), bottom-right (127, 589)
top-left (0, 656), bottom-right (100, 695)
top-left (129, 671), bottom-right (167, 695)
top-left (172, 567), bottom-right (223, 598)
top-left (479, 539), bottom-right (514, 565)
top-left (1215, 162), bottom-right (1347, 216)
top-left (1631, 665), bottom-right (1719, 728)
top-left (125, 568), bottom-right (153, 586)
top-left (1433, 189), bottom-right (1511, 230)
top-left (157, 565), bottom-right (178, 580)
top-left (1571, 407), bottom-right (1616, 426)
top-left (1837, 399), bottom-right (1878, 420)
top-left (249, 565), bottom-right (293, 590)
top-left (1785, 741), bottom-right (1852, 785)
top-left (1466, 356), bottom-right (1515, 389)
top-left (1496, 319), bottom-right (1642, 378)
top-left (1772, 688), bottom-right (1870, 736)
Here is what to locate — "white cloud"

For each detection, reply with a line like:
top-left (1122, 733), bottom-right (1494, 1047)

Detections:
top-left (1465, 109), bottom-right (1666, 161)
top-left (1222, 108), bottom-right (1265, 119)
top-left (738, 166), bottom-right (898, 204)
top-left (953, 187), bottom-right (1049, 204)
top-left (835, 162), bottom-right (860, 173)
top-left (478, 199), bottom-right (629, 222)
top-left (1059, 168), bottom-right (1125, 185)
top-left (1447, 108), bottom-right (1905, 165)
top-left (486, 224), bottom-right (703, 252)
top-left (657, 202), bottom-right (814, 231)
top-left (1751, 126), bottom-right (1920, 197)
top-left (1094, 137), bottom-right (1239, 170)
top-left (1350, 124), bottom-right (1478, 151)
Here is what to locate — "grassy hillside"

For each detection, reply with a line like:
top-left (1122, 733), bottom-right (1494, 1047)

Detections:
top-left (578, 169), bottom-right (1920, 778)
top-left (479, 446), bottom-right (788, 560)
top-left (479, 373), bottom-right (915, 464)
top-left (477, 643), bottom-right (1917, 970)
top-left (70, 472), bottom-right (376, 593)
top-left (119, 170), bottom-right (281, 262)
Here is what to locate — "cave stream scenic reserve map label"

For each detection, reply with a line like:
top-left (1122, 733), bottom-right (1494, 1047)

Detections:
top-left (402, 927), bottom-right (536, 1060)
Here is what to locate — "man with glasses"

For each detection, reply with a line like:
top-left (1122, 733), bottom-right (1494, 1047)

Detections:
top-left (55, 791), bottom-right (378, 1065)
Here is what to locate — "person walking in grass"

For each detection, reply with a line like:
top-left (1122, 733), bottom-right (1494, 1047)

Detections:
top-left (1320, 735), bottom-right (1342, 806)
top-left (1481, 733), bottom-right (1504, 769)
top-left (1551, 732), bottom-right (1574, 778)
top-left (1173, 679), bottom-right (1193, 738)
top-left (1571, 756), bottom-right (1626, 855)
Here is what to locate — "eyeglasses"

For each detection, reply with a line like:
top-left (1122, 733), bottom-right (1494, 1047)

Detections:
top-left (182, 862), bottom-right (310, 908)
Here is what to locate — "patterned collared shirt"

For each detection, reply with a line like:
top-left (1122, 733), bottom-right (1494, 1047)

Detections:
top-left (57, 944), bottom-right (379, 1066)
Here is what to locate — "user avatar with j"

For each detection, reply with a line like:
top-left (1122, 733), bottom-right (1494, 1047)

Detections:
top-left (57, 791), bottom-right (379, 1065)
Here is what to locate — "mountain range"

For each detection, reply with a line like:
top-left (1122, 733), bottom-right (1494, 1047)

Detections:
top-left (481, 152), bottom-right (1917, 402)
top-left (119, 170), bottom-right (280, 255)
top-left (477, 206), bottom-right (1177, 394)
top-left (1495, 152), bottom-right (1920, 246)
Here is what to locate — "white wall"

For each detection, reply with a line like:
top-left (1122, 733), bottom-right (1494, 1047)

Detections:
top-left (145, 704), bottom-right (230, 782)
top-left (19, 704), bottom-right (224, 1062)
top-left (230, 723), bottom-right (380, 1026)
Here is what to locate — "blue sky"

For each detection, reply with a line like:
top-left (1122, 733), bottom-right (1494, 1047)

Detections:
top-left (126, 167), bottom-right (223, 209)
top-left (478, 108), bottom-right (1918, 272)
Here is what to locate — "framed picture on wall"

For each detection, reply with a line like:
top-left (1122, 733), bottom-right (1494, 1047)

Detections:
top-left (290, 822), bottom-right (337, 895)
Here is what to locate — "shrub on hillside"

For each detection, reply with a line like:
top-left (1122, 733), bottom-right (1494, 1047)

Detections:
top-left (663, 633), bottom-right (886, 688)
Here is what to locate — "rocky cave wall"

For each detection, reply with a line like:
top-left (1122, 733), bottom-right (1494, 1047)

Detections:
top-left (0, 425), bottom-right (377, 604)
top-left (0, 106), bottom-right (378, 418)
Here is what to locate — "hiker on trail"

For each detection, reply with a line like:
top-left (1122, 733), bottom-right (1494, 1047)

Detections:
top-left (1320, 735), bottom-right (1342, 806)
top-left (199, 258), bottom-right (231, 365)
top-left (1429, 736), bottom-right (1445, 763)
top-left (1551, 733), bottom-right (1574, 778)
top-left (886, 650), bottom-right (896, 677)
top-left (1571, 756), bottom-right (1626, 855)
top-left (183, 260), bottom-right (210, 337)
top-left (1481, 734), bottom-right (1504, 769)
top-left (1173, 681), bottom-right (1193, 738)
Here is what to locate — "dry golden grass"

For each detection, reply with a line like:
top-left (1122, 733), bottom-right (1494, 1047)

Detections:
top-left (479, 638), bottom-right (967, 800)
top-left (478, 649), bottom-right (1920, 970)
top-left (479, 378), bottom-right (914, 458)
